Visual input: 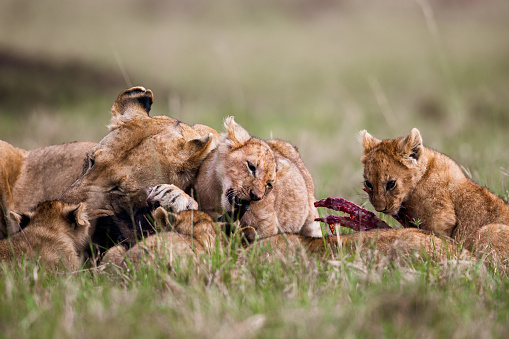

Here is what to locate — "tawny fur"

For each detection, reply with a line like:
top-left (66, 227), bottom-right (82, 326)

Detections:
top-left (0, 140), bottom-right (27, 237)
top-left (102, 185), bottom-right (252, 269)
top-left (193, 117), bottom-right (321, 238)
top-left (248, 228), bottom-right (457, 262)
top-left (360, 128), bottom-right (509, 260)
top-left (0, 201), bottom-right (90, 271)
top-left (0, 139), bottom-right (95, 238)
top-left (104, 187), bottom-right (458, 268)
top-left (102, 209), bottom-right (217, 268)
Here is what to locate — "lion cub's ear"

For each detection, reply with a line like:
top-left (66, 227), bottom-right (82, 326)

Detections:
top-left (223, 116), bottom-right (251, 148)
top-left (9, 211), bottom-right (31, 230)
top-left (152, 206), bottom-right (173, 231)
top-left (359, 130), bottom-right (381, 152)
top-left (398, 128), bottom-right (423, 162)
top-left (109, 86), bottom-right (154, 130)
top-left (64, 203), bottom-right (90, 229)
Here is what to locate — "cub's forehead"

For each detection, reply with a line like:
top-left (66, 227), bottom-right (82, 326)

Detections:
top-left (364, 150), bottom-right (392, 167)
top-left (363, 146), bottom-right (403, 175)
top-left (232, 142), bottom-right (276, 168)
top-left (258, 151), bottom-right (277, 170)
top-left (234, 141), bottom-right (272, 157)
top-left (33, 200), bottom-right (66, 217)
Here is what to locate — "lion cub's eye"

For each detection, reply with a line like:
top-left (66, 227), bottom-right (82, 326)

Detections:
top-left (386, 180), bottom-right (396, 191)
top-left (246, 161), bottom-right (256, 175)
top-left (364, 180), bottom-right (373, 190)
top-left (266, 182), bottom-right (273, 190)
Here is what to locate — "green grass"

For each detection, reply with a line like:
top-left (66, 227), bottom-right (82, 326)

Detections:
top-left (1, 247), bottom-right (507, 338)
top-left (1, 0), bottom-right (509, 337)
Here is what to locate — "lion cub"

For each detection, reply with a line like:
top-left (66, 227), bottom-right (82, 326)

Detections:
top-left (0, 201), bottom-right (90, 271)
top-left (193, 116), bottom-right (321, 239)
top-left (0, 139), bottom-right (96, 239)
top-left (360, 128), bottom-right (509, 260)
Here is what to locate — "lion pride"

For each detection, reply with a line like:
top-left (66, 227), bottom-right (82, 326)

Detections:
top-left (1, 86), bottom-right (217, 255)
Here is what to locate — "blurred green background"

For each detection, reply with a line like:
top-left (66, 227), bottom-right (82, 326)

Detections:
top-left (1, 0), bottom-right (508, 202)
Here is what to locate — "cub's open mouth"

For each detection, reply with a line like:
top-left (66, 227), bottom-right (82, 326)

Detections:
top-left (226, 188), bottom-right (250, 210)
top-left (218, 189), bottom-right (251, 224)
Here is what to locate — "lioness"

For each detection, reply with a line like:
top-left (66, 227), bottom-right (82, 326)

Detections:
top-left (60, 87), bottom-right (218, 251)
top-left (1, 200), bottom-right (90, 271)
top-left (0, 139), bottom-right (95, 238)
top-left (361, 128), bottom-right (509, 261)
top-left (192, 116), bottom-right (321, 238)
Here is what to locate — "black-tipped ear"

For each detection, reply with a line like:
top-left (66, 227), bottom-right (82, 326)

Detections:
top-left (399, 128), bottom-right (423, 161)
top-left (9, 211), bottom-right (31, 230)
top-left (109, 86), bottom-right (154, 130)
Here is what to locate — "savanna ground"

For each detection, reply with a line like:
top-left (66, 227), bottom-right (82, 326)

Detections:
top-left (1, 0), bottom-right (509, 337)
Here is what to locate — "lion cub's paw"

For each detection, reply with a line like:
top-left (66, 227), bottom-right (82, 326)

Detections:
top-left (147, 184), bottom-right (198, 213)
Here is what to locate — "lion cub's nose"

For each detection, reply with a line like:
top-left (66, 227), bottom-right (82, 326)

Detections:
top-left (249, 190), bottom-right (262, 201)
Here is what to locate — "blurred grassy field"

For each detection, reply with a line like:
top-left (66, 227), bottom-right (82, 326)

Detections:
top-left (1, 0), bottom-right (509, 337)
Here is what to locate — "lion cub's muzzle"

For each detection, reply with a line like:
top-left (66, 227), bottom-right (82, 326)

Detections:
top-left (226, 188), bottom-right (251, 211)
top-left (249, 190), bottom-right (263, 202)
top-left (218, 188), bottom-right (251, 224)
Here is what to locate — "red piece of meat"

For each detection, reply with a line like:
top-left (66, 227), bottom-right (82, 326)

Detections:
top-left (314, 197), bottom-right (392, 233)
